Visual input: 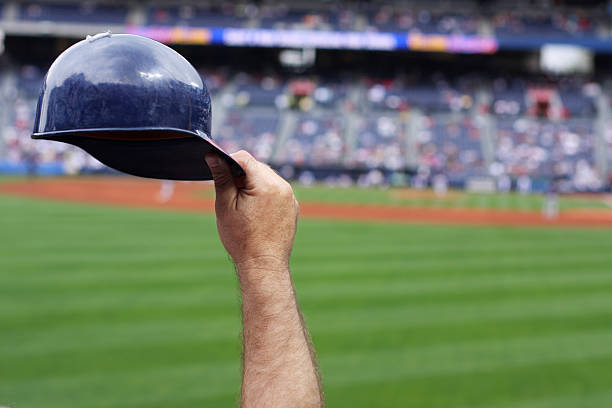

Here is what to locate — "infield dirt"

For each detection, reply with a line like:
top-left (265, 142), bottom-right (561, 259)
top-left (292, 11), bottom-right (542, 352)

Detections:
top-left (1, 177), bottom-right (612, 228)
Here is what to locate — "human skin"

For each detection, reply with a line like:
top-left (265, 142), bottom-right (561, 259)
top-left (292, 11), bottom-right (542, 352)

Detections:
top-left (205, 151), bottom-right (324, 408)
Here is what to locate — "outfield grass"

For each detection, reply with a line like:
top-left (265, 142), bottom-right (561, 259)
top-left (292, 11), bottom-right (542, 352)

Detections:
top-left (1, 194), bottom-right (612, 407)
top-left (203, 183), bottom-right (612, 211)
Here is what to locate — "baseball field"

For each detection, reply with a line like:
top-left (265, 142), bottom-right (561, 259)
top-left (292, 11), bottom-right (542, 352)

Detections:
top-left (1, 177), bottom-right (612, 407)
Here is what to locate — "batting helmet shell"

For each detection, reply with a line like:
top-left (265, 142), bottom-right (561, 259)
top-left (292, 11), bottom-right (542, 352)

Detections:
top-left (31, 32), bottom-right (244, 180)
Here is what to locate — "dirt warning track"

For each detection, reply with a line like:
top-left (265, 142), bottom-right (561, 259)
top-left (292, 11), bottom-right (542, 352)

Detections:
top-left (1, 177), bottom-right (612, 228)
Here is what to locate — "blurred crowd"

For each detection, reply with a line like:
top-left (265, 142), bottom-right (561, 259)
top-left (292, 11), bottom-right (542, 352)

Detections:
top-left (1, 63), bottom-right (610, 192)
top-left (2, 1), bottom-right (611, 192)
top-left (0, 65), bottom-right (106, 175)
top-left (11, 0), bottom-right (611, 39)
top-left (492, 117), bottom-right (603, 192)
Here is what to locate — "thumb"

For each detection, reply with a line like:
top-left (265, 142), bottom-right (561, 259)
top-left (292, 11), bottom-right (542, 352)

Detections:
top-left (205, 154), bottom-right (237, 204)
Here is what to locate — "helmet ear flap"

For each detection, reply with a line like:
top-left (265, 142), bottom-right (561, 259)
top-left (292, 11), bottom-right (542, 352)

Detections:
top-left (30, 33), bottom-right (242, 180)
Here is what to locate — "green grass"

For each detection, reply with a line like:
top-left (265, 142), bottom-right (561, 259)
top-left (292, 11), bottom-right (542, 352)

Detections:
top-left (1, 193), bottom-right (612, 407)
top-left (202, 182), bottom-right (612, 211)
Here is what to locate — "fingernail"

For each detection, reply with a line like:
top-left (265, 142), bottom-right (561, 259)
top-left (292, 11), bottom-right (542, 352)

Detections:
top-left (205, 154), bottom-right (219, 167)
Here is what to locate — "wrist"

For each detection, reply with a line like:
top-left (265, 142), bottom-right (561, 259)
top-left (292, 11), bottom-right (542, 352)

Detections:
top-left (234, 255), bottom-right (290, 274)
top-left (234, 255), bottom-right (294, 301)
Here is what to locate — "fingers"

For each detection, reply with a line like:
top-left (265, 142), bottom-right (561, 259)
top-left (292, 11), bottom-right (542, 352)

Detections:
top-left (227, 150), bottom-right (295, 200)
top-left (230, 150), bottom-right (256, 171)
top-left (205, 154), bottom-right (237, 204)
top-left (230, 150), bottom-right (260, 190)
top-left (231, 150), bottom-right (295, 194)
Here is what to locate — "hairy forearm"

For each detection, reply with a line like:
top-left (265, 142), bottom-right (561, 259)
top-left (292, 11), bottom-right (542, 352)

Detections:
top-left (207, 151), bottom-right (322, 406)
top-left (237, 262), bottom-right (323, 408)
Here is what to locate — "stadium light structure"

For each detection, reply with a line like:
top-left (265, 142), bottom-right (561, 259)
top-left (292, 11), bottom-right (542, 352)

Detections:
top-left (540, 44), bottom-right (594, 75)
top-left (279, 48), bottom-right (316, 70)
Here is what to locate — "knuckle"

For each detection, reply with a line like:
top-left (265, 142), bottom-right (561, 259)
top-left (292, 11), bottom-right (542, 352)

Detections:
top-left (279, 181), bottom-right (293, 198)
top-left (259, 184), bottom-right (272, 195)
top-left (231, 150), bottom-right (255, 168)
top-left (233, 150), bottom-right (254, 161)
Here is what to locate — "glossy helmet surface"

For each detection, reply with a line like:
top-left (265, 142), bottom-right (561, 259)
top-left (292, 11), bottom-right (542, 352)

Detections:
top-left (32, 32), bottom-right (244, 180)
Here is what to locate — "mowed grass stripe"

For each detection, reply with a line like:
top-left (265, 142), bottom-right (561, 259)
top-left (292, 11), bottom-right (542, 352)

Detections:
top-left (308, 290), bottom-right (612, 329)
top-left (27, 357), bottom-right (612, 408)
top-left (324, 358), bottom-right (612, 408)
top-left (5, 252), bottom-right (610, 287)
top-left (7, 230), bottom-right (610, 271)
top-left (6, 232), bottom-right (611, 258)
top-left (490, 389), bottom-right (612, 408)
top-left (1, 360), bottom-right (242, 406)
top-left (0, 270), bottom-right (612, 318)
top-left (5, 315), bottom-right (242, 356)
top-left (2, 194), bottom-right (612, 408)
top-left (6, 311), bottom-right (612, 378)
top-left (4, 246), bottom-right (610, 288)
top-left (319, 329), bottom-right (612, 386)
top-left (315, 312), bottom-right (612, 354)
top-left (3, 274), bottom-right (612, 332)
top-left (291, 238), bottom-right (612, 257)
top-left (4, 264), bottom-right (612, 312)
top-left (3, 281), bottom-right (612, 336)
top-left (293, 256), bottom-right (612, 282)
top-left (4, 327), bottom-right (612, 403)
top-left (5, 289), bottom-right (612, 359)
top-left (4, 239), bottom-right (611, 279)
top-left (5, 308), bottom-right (612, 372)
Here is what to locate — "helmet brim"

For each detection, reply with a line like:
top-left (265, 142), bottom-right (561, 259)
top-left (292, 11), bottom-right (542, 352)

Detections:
top-left (32, 128), bottom-right (245, 181)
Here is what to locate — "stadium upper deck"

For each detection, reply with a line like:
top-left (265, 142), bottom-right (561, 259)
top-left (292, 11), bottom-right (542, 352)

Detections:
top-left (1, 0), bottom-right (611, 52)
top-left (0, 62), bottom-right (609, 192)
top-left (1, 1), bottom-right (611, 192)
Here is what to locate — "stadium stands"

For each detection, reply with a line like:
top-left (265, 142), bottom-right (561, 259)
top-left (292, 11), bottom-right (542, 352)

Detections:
top-left (364, 73), bottom-right (478, 114)
top-left (276, 112), bottom-right (346, 167)
top-left (134, 1), bottom-right (608, 40)
top-left (19, 2), bottom-right (128, 24)
top-left (605, 124), bottom-right (612, 184)
top-left (0, 65), bottom-right (105, 175)
top-left (1, 1), bottom-right (612, 191)
top-left (3, 61), bottom-right (608, 191)
top-left (147, 4), bottom-right (248, 28)
top-left (493, 117), bottom-right (602, 190)
top-left (310, 80), bottom-right (348, 110)
top-left (492, 9), bottom-right (601, 38)
top-left (259, 6), bottom-right (334, 30)
top-left (216, 108), bottom-right (279, 162)
top-left (1, 61), bottom-right (610, 191)
top-left (558, 83), bottom-right (598, 118)
top-left (4, 0), bottom-right (609, 42)
top-left (363, 5), bottom-right (479, 35)
top-left (417, 114), bottom-right (486, 183)
top-left (233, 74), bottom-right (285, 108)
top-left (352, 113), bottom-right (407, 171)
top-left (491, 78), bottom-right (527, 116)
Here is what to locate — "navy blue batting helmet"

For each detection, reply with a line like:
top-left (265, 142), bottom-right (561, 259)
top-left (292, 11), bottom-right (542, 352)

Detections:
top-left (31, 32), bottom-right (244, 180)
